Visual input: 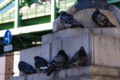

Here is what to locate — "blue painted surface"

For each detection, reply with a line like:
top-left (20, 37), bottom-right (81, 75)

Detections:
top-left (4, 30), bottom-right (12, 44)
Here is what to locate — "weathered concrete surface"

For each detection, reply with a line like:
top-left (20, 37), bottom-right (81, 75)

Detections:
top-left (92, 76), bottom-right (120, 80)
top-left (10, 65), bottom-right (120, 80)
top-left (20, 44), bottom-right (50, 69)
top-left (53, 8), bottom-right (120, 32)
top-left (109, 5), bottom-right (120, 25)
top-left (61, 33), bottom-right (91, 66)
top-left (22, 31), bottom-right (120, 69)
top-left (92, 33), bottom-right (120, 68)
top-left (49, 33), bottom-right (120, 68)
top-left (42, 28), bottom-right (120, 44)
top-left (92, 66), bottom-right (119, 78)
top-left (67, 66), bottom-right (92, 78)
top-left (64, 76), bottom-right (92, 80)
top-left (17, 29), bottom-right (120, 80)
top-left (10, 76), bottom-right (25, 80)
top-left (64, 76), bottom-right (120, 80)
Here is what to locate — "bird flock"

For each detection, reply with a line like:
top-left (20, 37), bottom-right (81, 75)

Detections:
top-left (60, 8), bottom-right (116, 28)
top-left (18, 46), bottom-right (87, 76)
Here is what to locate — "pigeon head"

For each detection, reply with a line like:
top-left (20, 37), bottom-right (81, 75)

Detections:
top-left (34, 56), bottom-right (41, 60)
top-left (80, 46), bottom-right (84, 50)
top-left (60, 11), bottom-right (66, 15)
top-left (58, 50), bottom-right (65, 53)
top-left (95, 8), bottom-right (100, 12)
top-left (19, 61), bottom-right (25, 64)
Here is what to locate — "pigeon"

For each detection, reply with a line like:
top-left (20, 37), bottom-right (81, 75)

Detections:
top-left (69, 46), bottom-right (87, 69)
top-left (46, 50), bottom-right (68, 76)
top-left (34, 56), bottom-right (49, 74)
top-left (60, 11), bottom-right (84, 29)
top-left (18, 61), bottom-right (37, 76)
top-left (92, 8), bottom-right (116, 27)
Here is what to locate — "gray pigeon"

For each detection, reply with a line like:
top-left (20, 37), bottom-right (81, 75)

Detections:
top-left (34, 56), bottom-right (49, 74)
top-left (60, 11), bottom-right (84, 29)
top-left (46, 50), bottom-right (68, 76)
top-left (18, 61), bottom-right (37, 76)
top-left (69, 46), bottom-right (87, 69)
top-left (92, 8), bottom-right (116, 27)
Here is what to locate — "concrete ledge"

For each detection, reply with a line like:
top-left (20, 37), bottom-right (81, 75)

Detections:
top-left (23, 32), bottom-right (120, 69)
top-left (10, 65), bottom-right (120, 80)
top-left (10, 76), bottom-right (25, 80)
top-left (42, 28), bottom-right (120, 44)
top-left (64, 76), bottom-right (120, 80)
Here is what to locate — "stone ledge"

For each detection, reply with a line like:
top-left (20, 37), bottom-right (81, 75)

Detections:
top-left (64, 76), bottom-right (120, 80)
top-left (22, 33), bottom-right (120, 69)
top-left (10, 65), bottom-right (120, 80)
top-left (42, 28), bottom-right (120, 44)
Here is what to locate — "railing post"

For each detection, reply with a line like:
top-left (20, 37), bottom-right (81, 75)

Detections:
top-left (35, 6), bottom-right (37, 17)
top-left (56, 0), bottom-right (60, 8)
top-left (9, 12), bottom-right (11, 22)
top-left (51, 0), bottom-right (56, 23)
top-left (14, 0), bottom-right (20, 29)
top-left (2, 14), bottom-right (3, 23)
top-left (65, 0), bottom-right (66, 10)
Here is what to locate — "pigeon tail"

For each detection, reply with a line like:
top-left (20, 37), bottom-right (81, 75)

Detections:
top-left (47, 66), bottom-right (57, 76)
top-left (72, 23), bottom-right (84, 28)
top-left (107, 22), bottom-right (116, 27)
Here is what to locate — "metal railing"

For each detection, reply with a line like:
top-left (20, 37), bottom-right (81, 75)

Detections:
top-left (107, 0), bottom-right (120, 3)
top-left (0, 0), bottom-right (76, 24)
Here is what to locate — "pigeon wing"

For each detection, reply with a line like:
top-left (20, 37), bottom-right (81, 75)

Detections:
top-left (97, 13), bottom-right (108, 26)
top-left (69, 51), bottom-right (78, 64)
top-left (52, 54), bottom-right (65, 67)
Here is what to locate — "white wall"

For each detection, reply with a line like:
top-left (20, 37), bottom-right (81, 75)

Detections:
top-left (13, 51), bottom-right (20, 77)
top-left (0, 56), bottom-right (6, 80)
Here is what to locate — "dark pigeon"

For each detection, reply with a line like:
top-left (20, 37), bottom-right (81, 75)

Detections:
top-left (92, 8), bottom-right (116, 27)
top-left (18, 61), bottom-right (37, 76)
top-left (60, 11), bottom-right (84, 29)
top-left (46, 50), bottom-right (68, 76)
top-left (69, 46), bottom-right (87, 69)
top-left (34, 56), bottom-right (49, 74)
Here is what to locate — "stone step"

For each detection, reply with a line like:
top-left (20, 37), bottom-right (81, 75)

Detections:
top-left (64, 76), bottom-right (120, 80)
top-left (10, 76), bottom-right (120, 80)
top-left (21, 33), bottom-right (120, 69)
top-left (42, 28), bottom-right (120, 44)
top-left (10, 65), bottom-right (120, 80)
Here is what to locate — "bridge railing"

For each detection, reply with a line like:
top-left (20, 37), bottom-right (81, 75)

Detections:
top-left (0, 0), bottom-right (76, 24)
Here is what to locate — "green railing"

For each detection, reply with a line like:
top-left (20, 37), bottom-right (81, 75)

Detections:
top-left (107, 0), bottom-right (120, 3)
top-left (0, 0), bottom-right (76, 24)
